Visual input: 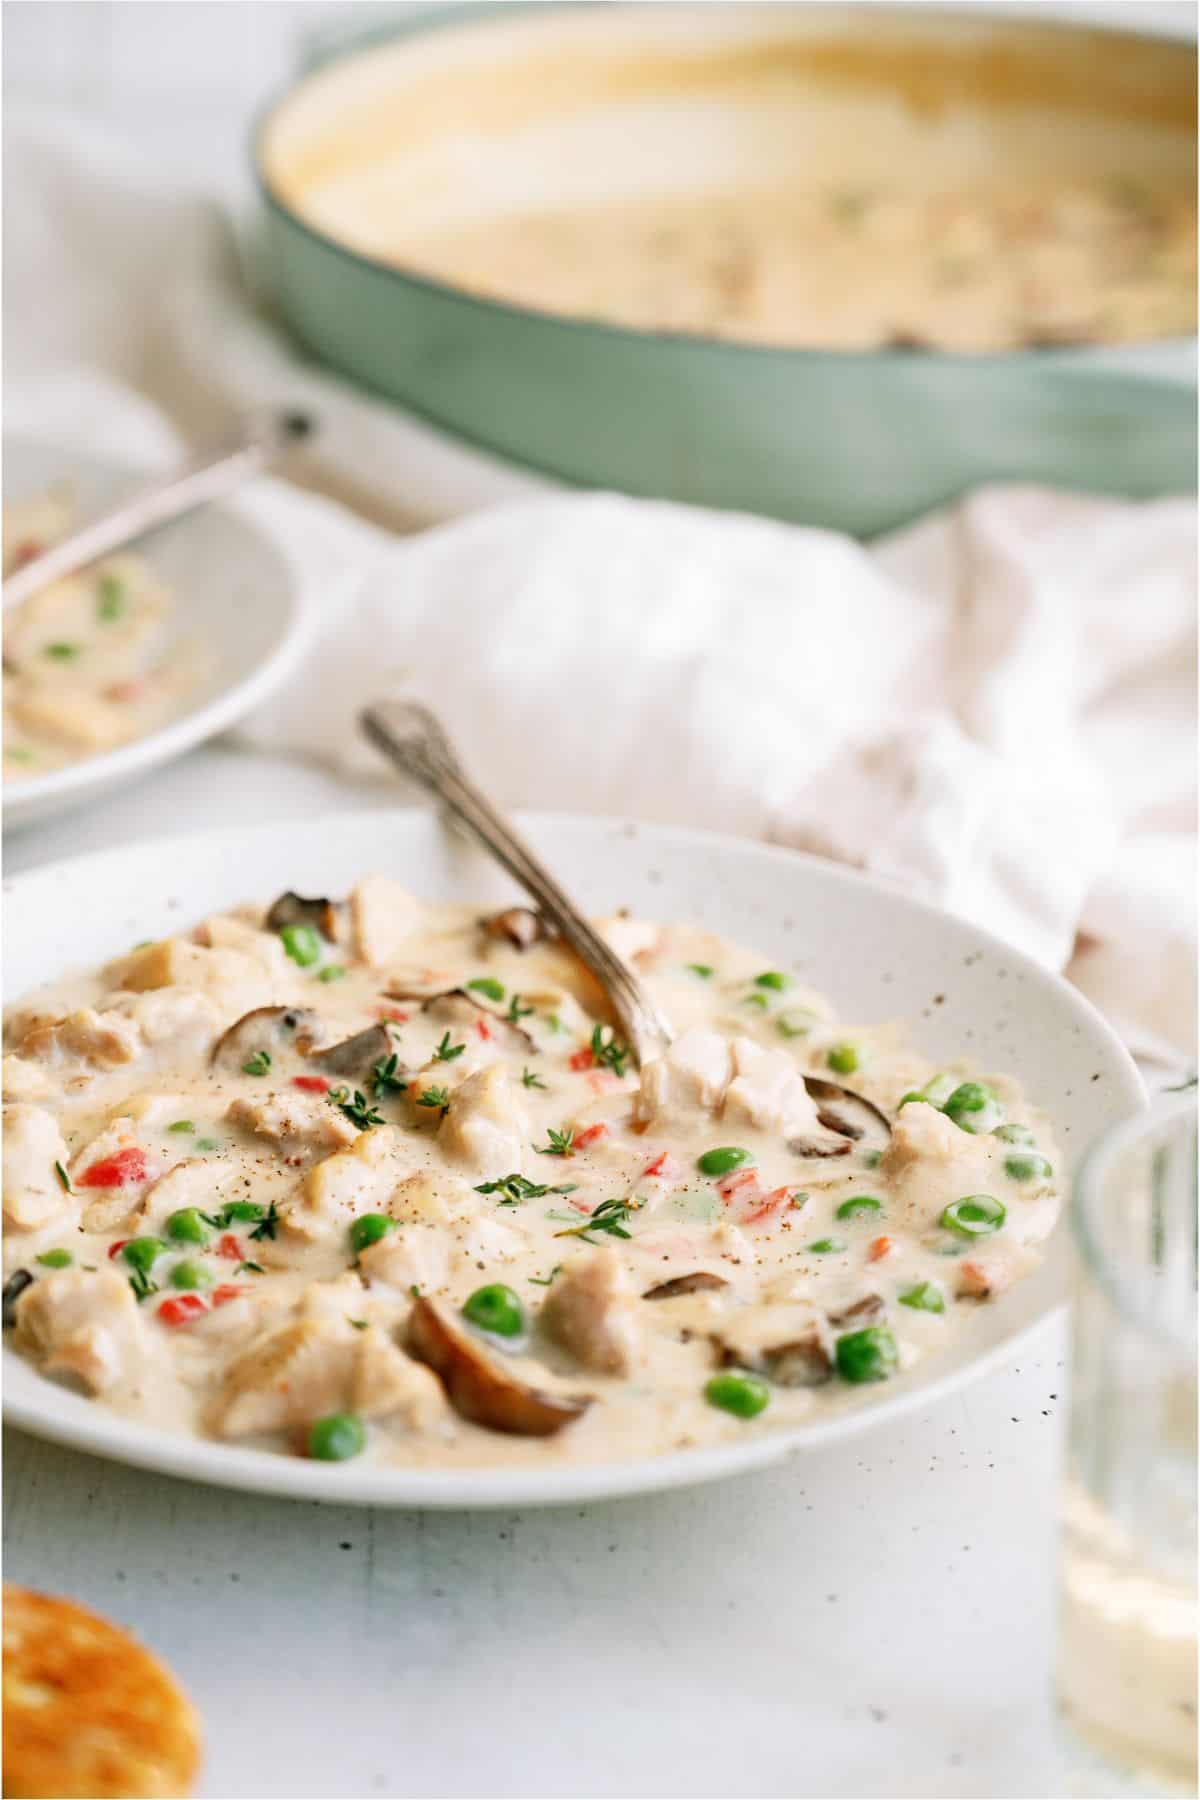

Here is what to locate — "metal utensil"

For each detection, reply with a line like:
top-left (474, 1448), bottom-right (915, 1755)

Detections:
top-left (3, 409), bottom-right (313, 612)
top-left (360, 699), bottom-right (674, 1069)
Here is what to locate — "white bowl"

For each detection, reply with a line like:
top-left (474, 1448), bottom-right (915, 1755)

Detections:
top-left (2, 810), bottom-right (1143, 1507)
top-left (3, 439), bottom-right (311, 830)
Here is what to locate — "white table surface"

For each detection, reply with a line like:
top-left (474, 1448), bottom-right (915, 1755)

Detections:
top-left (2, 743), bottom-right (1074, 1800)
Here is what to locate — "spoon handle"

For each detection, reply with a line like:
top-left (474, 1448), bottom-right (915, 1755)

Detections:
top-left (2, 410), bottom-right (313, 613)
top-left (360, 700), bottom-right (674, 1068)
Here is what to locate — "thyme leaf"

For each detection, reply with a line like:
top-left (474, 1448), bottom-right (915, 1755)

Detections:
top-left (535, 1126), bottom-right (575, 1158)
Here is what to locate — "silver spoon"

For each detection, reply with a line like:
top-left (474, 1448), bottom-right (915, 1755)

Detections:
top-left (3, 410), bottom-right (314, 613)
top-left (360, 699), bottom-right (674, 1069)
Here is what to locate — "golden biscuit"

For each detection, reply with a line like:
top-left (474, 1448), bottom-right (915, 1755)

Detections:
top-left (3, 1585), bottom-right (201, 1797)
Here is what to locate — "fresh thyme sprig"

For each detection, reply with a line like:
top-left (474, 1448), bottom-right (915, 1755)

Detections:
top-left (474, 1173), bottom-right (578, 1207)
top-left (553, 1196), bottom-right (641, 1243)
top-left (535, 1126), bottom-right (575, 1158)
top-left (249, 1200), bottom-right (280, 1242)
top-left (589, 1024), bottom-right (630, 1079)
top-left (506, 994), bottom-right (535, 1024)
top-left (521, 1067), bottom-right (547, 1090)
top-left (329, 1087), bottom-right (385, 1130)
top-left (54, 1160), bottom-right (72, 1193)
top-left (417, 1086), bottom-right (451, 1118)
top-left (528, 1266), bottom-right (563, 1287)
top-left (242, 1049), bottom-right (272, 1077)
top-left (432, 1032), bottom-right (465, 1064)
top-left (371, 1053), bottom-right (408, 1096)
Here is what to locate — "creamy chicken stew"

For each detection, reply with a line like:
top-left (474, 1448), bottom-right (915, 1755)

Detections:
top-left (389, 177), bottom-right (1196, 352)
top-left (2, 880), bottom-right (1060, 1469)
top-left (3, 491), bottom-right (196, 781)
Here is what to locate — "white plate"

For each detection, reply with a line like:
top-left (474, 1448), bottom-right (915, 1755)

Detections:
top-left (2, 810), bottom-right (1143, 1507)
top-left (3, 439), bottom-right (311, 830)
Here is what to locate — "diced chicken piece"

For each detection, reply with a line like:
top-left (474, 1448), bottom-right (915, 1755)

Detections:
top-left (596, 914), bottom-right (662, 964)
top-left (12, 1006), bottom-right (141, 1071)
top-left (1, 1055), bottom-right (58, 1104)
top-left (957, 1246), bottom-right (1037, 1299)
top-left (15, 1268), bottom-right (146, 1394)
top-left (284, 1126), bottom-right (409, 1241)
top-left (192, 914), bottom-right (291, 978)
top-left (635, 1027), bottom-right (733, 1126)
top-left (226, 1089), bottom-right (360, 1163)
top-left (6, 684), bottom-right (134, 752)
top-left (881, 1101), bottom-right (968, 1178)
top-left (540, 1251), bottom-right (644, 1376)
top-left (719, 1302), bottom-right (834, 1388)
top-left (723, 1037), bottom-right (838, 1143)
top-left (131, 1158), bottom-right (213, 1231)
top-left (2, 1105), bottom-right (72, 1231)
top-left (359, 1227), bottom-right (451, 1296)
top-left (106, 937), bottom-right (283, 1014)
top-left (210, 1316), bottom-right (443, 1437)
top-left (386, 1170), bottom-right (529, 1268)
top-left (70, 1118), bottom-right (161, 1233)
top-left (114, 989), bottom-right (223, 1061)
top-left (350, 875), bottom-right (423, 968)
top-left (437, 1066), bottom-right (529, 1180)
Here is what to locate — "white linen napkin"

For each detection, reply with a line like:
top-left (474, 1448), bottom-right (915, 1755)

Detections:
top-left (5, 109), bottom-right (1196, 1069)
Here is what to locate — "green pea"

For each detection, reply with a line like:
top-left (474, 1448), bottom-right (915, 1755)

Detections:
top-left (1004, 1153), bottom-right (1054, 1183)
top-left (923, 1073), bottom-right (960, 1107)
top-left (121, 1236), bottom-right (166, 1274)
top-left (942, 1082), bottom-right (1004, 1135)
top-left (194, 1138), bottom-right (221, 1154)
top-left (835, 1195), bottom-right (883, 1220)
top-left (36, 1249), bottom-right (72, 1269)
top-left (754, 971), bottom-right (790, 991)
top-left (899, 1281), bottom-right (945, 1314)
top-left (462, 1283), bottom-right (524, 1338)
top-left (167, 1119), bottom-right (196, 1135)
top-left (836, 1326), bottom-right (899, 1384)
top-left (308, 1412), bottom-right (367, 1462)
top-left (349, 1214), bottom-right (395, 1255)
top-left (697, 1146), bottom-right (755, 1178)
top-left (279, 923), bottom-right (322, 967)
top-left (170, 1260), bottom-right (213, 1291)
top-left (941, 1195), bottom-right (1006, 1237)
top-left (827, 1043), bottom-right (859, 1075)
top-left (704, 1370), bottom-right (770, 1419)
top-left (807, 1238), bottom-right (846, 1255)
top-left (994, 1122), bottom-right (1036, 1146)
top-left (467, 977), bottom-right (506, 1002)
top-left (316, 965), bottom-right (347, 984)
top-left (221, 1201), bottom-right (264, 1223)
top-left (166, 1207), bottom-right (211, 1245)
top-left (685, 963), bottom-right (714, 979)
top-left (742, 992), bottom-right (770, 1011)
top-left (776, 1009), bottom-right (818, 1040)
top-left (898, 1091), bottom-right (930, 1109)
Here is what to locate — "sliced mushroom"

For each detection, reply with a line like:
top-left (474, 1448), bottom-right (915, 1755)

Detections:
top-left (2, 1269), bottom-right (33, 1329)
top-left (643, 1272), bottom-right (730, 1301)
top-left (407, 1297), bottom-right (590, 1436)
top-left (827, 1293), bottom-right (885, 1330)
top-left (717, 1303), bottom-right (834, 1388)
top-left (800, 1077), bottom-right (892, 1147)
top-left (211, 1005), bottom-right (323, 1072)
top-left (481, 907), bottom-right (546, 951)
top-left (265, 891), bottom-right (348, 942)
top-left (422, 989), bottom-right (537, 1054)
top-left (310, 1023), bottom-right (399, 1082)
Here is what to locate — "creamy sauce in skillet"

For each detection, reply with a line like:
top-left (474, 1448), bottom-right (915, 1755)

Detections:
top-left (3, 491), bottom-right (198, 781)
top-left (389, 177), bottom-right (1196, 352)
top-left (2, 879), bottom-right (1059, 1470)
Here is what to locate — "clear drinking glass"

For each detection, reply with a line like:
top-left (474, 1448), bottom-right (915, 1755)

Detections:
top-left (1058, 1089), bottom-right (1198, 1796)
